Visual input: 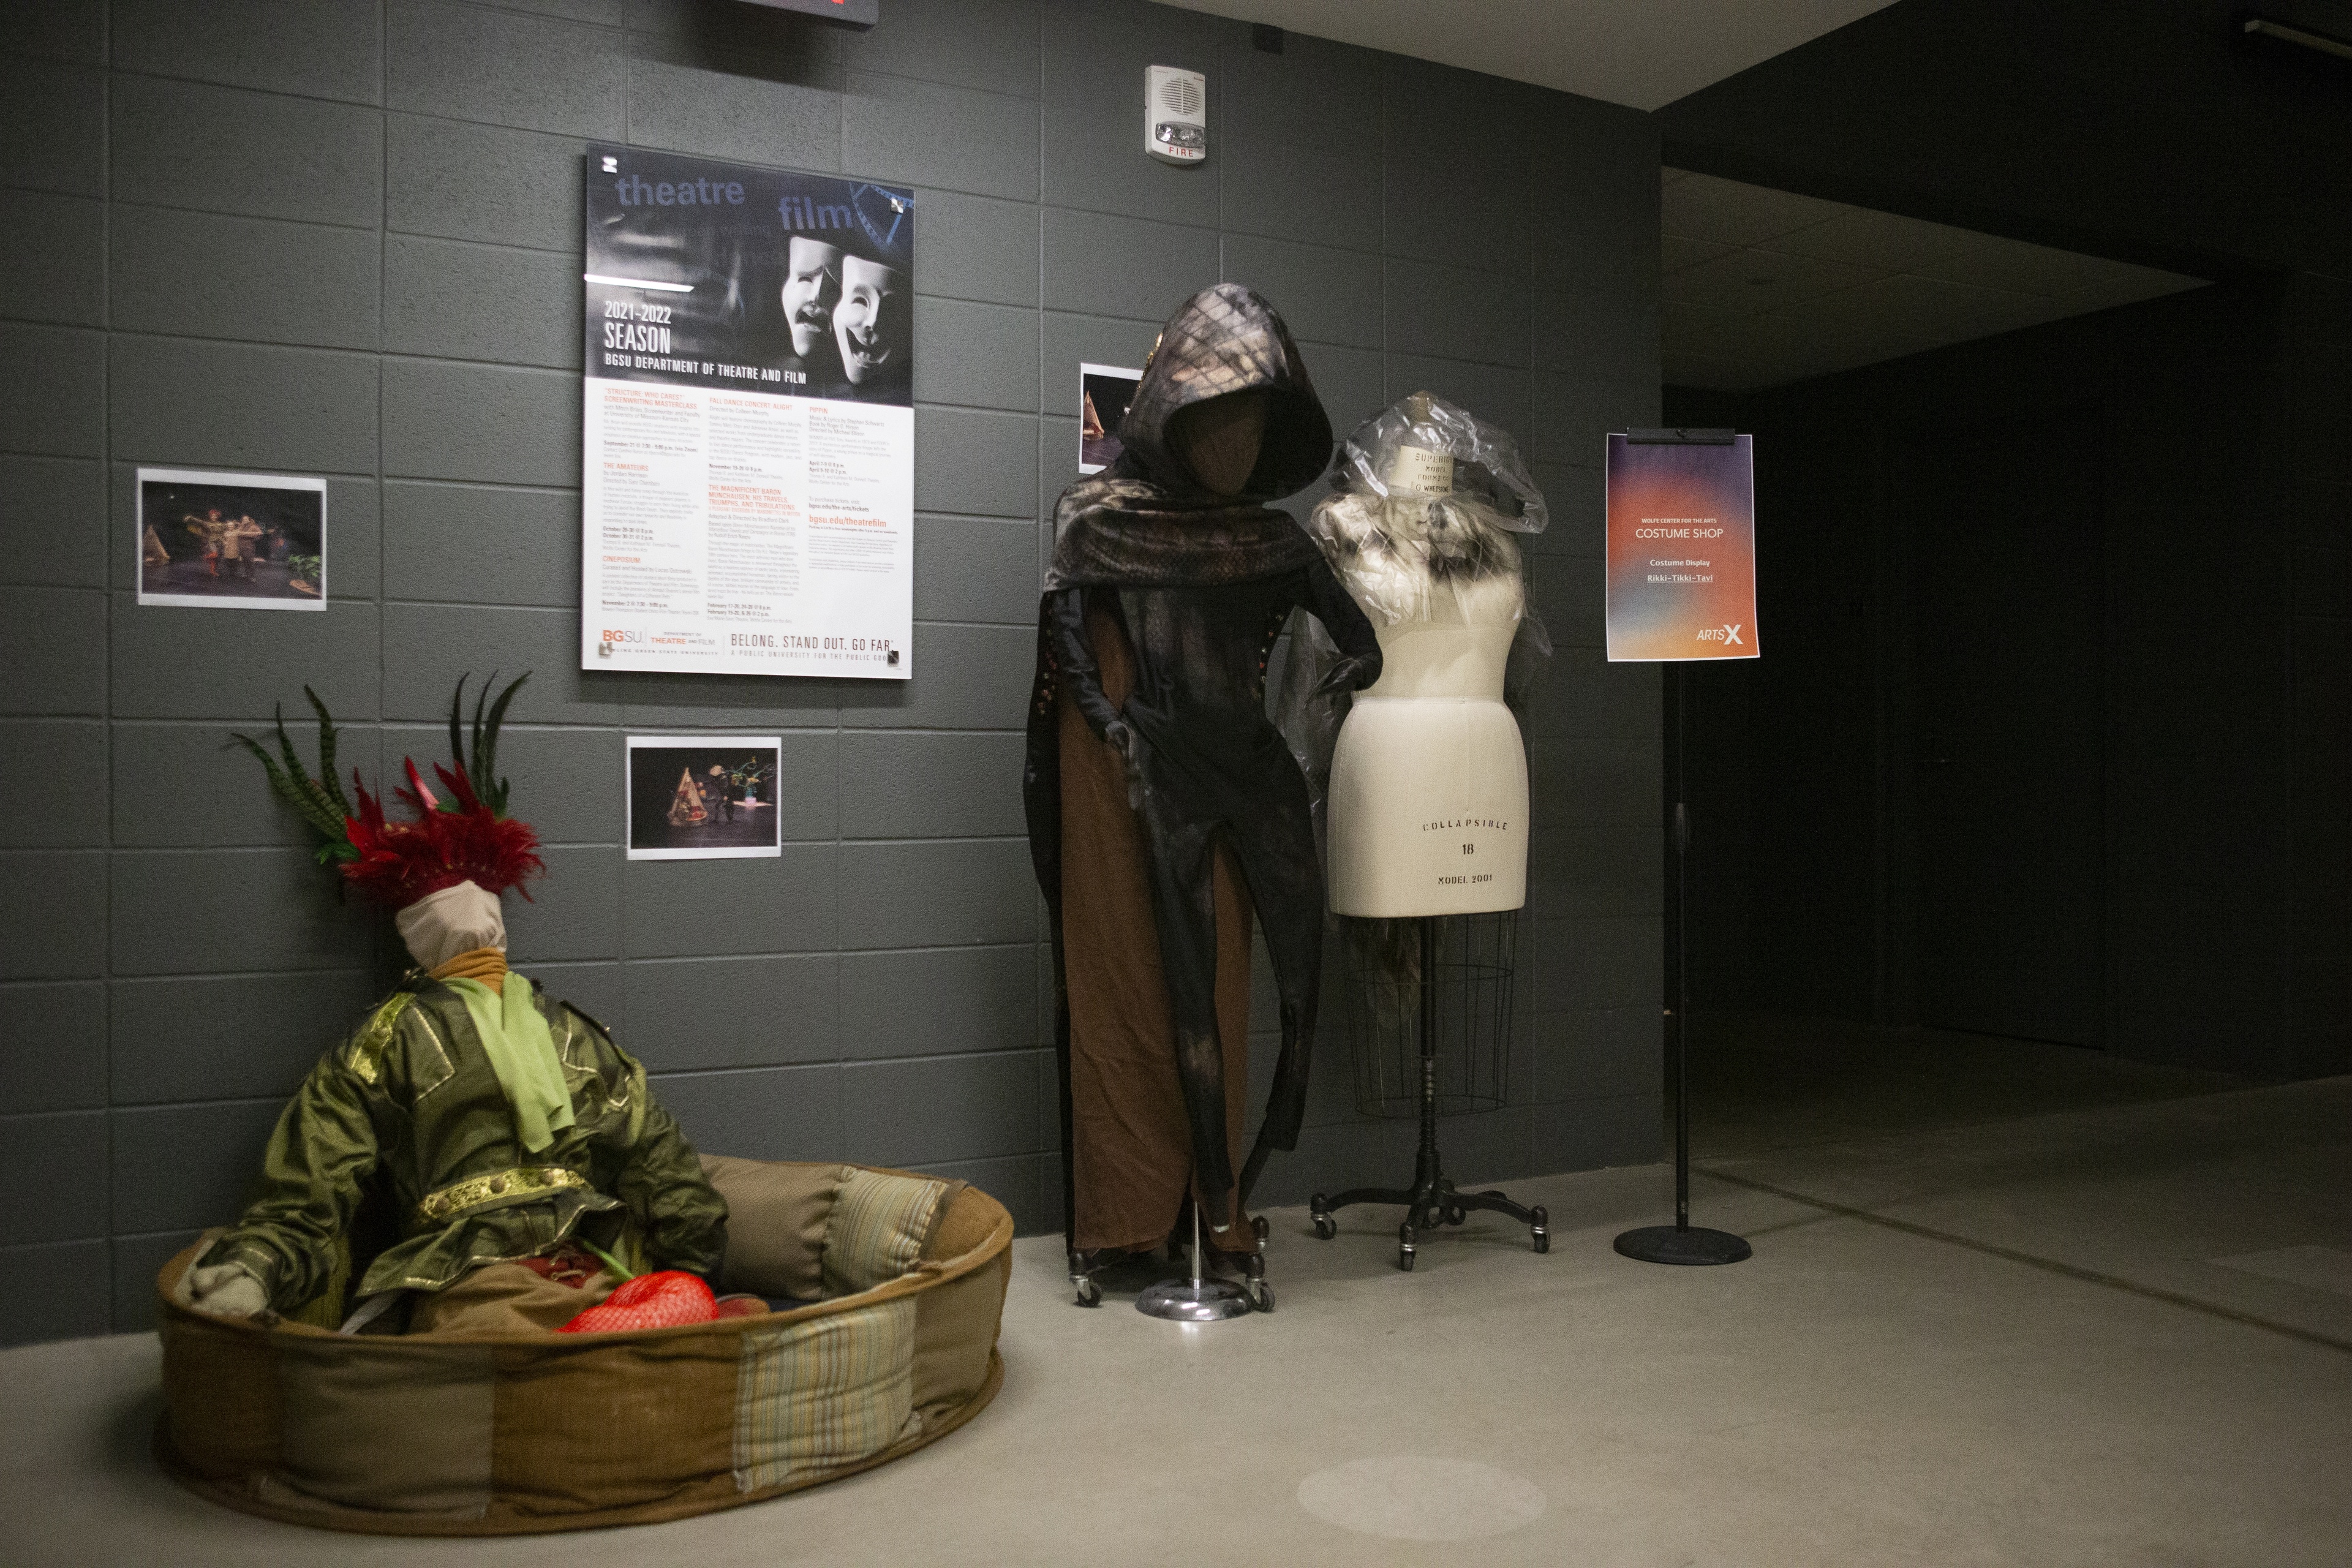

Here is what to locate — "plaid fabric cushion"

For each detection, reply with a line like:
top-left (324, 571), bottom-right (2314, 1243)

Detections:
top-left (731, 1296), bottom-right (919, 1491)
top-left (820, 1169), bottom-right (949, 1298)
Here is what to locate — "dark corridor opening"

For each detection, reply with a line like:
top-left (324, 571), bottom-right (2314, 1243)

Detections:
top-left (1659, 272), bottom-right (2337, 1158)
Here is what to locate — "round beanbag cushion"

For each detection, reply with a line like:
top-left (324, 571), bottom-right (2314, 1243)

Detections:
top-left (153, 1160), bottom-right (1012, 1536)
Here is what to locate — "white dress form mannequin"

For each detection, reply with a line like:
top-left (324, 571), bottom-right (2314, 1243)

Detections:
top-left (1324, 434), bottom-right (1529, 918)
top-left (1302, 391), bottom-right (1551, 1271)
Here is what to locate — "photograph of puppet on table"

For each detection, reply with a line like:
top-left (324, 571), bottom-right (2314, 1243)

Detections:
top-left (625, 736), bottom-right (782, 859)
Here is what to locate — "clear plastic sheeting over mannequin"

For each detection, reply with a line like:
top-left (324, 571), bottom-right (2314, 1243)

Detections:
top-left (1274, 391), bottom-right (1550, 884)
top-left (1317, 390), bottom-right (1547, 619)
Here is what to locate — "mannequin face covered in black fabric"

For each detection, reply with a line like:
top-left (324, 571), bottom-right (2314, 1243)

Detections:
top-left (1030, 287), bottom-right (1384, 1246)
top-left (1168, 388), bottom-right (1268, 497)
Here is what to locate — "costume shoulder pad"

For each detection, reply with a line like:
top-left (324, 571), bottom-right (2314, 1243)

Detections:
top-left (557, 999), bottom-right (631, 1085)
top-left (562, 998), bottom-right (617, 1044)
top-left (337, 990), bottom-right (419, 1087)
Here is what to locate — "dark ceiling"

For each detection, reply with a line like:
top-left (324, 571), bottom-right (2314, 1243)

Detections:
top-left (1656, 0), bottom-right (2352, 281)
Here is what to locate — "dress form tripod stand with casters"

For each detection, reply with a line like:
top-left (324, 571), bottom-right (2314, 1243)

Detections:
top-left (1310, 914), bottom-right (1547, 1269)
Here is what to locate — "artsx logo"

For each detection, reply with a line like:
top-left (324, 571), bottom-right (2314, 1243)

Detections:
top-left (1697, 624), bottom-right (1744, 645)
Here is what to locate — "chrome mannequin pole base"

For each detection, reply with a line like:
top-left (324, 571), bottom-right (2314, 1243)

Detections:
top-left (1133, 1272), bottom-right (1254, 1322)
top-left (1136, 1205), bottom-right (1257, 1322)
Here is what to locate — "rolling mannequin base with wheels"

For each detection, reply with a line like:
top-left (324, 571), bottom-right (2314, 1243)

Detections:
top-left (1072, 1213), bottom-right (1273, 1313)
top-left (1133, 1208), bottom-right (1273, 1317)
top-left (1311, 1148), bottom-right (1547, 1272)
top-left (1311, 916), bottom-right (1547, 1271)
top-left (1613, 1224), bottom-right (1751, 1266)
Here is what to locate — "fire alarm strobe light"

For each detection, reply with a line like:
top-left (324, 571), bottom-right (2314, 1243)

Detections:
top-left (1146, 65), bottom-right (1207, 165)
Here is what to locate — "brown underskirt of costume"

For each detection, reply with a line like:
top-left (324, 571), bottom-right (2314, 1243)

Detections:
top-left (404, 1259), bottom-right (617, 1336)
top-left (1060, 602), bottom-right (1257, 1255)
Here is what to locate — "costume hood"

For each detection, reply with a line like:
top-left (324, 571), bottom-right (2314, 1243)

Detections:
top-left (1044, 284), bottom-right (1330, 592)
top-left (1116, 283), bottom-right (1330, 500)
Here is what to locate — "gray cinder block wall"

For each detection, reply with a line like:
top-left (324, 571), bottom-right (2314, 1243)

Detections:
top-left (0, 0), bottom-right (1663, 1347)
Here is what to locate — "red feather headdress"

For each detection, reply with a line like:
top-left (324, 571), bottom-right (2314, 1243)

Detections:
top-left (235, 673), bottom-right (544, 910)
top-left (342, 755), bottom-right (544, 907)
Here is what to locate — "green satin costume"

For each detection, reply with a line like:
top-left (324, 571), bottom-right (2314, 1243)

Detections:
top-left (198, 976), bottom-right (728, 1315)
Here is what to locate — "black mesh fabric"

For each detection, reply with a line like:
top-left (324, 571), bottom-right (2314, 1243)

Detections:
top-left (1042, 284), bottom-right (1331, 594)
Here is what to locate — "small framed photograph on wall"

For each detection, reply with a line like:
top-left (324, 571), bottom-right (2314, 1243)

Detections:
top-left (1079, 363), bottom-right (1142, 474)
top-left (136, 469), bottom-right (326, 611)
top-left (627, 735), bottom-right (783, 861)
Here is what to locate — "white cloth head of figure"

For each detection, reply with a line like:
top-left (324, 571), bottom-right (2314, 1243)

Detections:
top-left (394, 881), bottom-right (508, 971)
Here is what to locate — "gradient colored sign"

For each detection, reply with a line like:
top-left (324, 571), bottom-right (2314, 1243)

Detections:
top-left (1604, 433), bottom-right (1758, 662)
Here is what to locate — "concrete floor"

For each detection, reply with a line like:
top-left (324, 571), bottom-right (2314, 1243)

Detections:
top-left (4, 1024), bottom-right (2348, 1566)
top-left (1684, 1011), bottom-right (2252, 1158)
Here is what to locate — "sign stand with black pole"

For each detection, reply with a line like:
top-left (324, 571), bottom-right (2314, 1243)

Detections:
top-left (1604, 426), bottom-right (1755, 1268)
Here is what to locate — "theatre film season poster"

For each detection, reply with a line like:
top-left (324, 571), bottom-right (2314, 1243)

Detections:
top-left (581, 146), bottom-right (914, 679)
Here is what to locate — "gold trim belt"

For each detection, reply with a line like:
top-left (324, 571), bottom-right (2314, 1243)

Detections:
top-left (416, 1165), bottom-right (589, 1225)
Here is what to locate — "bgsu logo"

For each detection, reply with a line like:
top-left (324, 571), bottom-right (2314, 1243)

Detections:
top-left (601, 628), bottom-right (643, 643)
top-left (1697, 624), bottom-right (1744, 645)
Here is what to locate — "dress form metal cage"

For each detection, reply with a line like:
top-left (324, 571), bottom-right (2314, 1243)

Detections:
top-left (1313, 911), bottom-right (1548, 1269)
top-left (1339, 912), bottom-right (1516, 1119)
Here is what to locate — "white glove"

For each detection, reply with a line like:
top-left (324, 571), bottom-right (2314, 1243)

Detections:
top-left (187, 1262), bottom-right (270, 1319)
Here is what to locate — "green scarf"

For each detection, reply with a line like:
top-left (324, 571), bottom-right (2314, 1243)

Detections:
top-left (443, 973), bottom-right (576, 1154)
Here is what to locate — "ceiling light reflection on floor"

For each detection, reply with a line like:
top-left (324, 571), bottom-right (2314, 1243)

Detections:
top-left (1297, 1456), bottom-right (1547, 1540)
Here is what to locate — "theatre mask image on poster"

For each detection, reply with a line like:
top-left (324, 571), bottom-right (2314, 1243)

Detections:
top-left (582, 146), bottom-right (914, 680)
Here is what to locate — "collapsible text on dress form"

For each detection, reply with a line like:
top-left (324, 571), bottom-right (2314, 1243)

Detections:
top-left (1288, 393), bottom-right (1553, 1268)
top-left (155, 1160), bottom-right (1012, 1534)
top-left (1323, 499), bottom-right (1529, 916)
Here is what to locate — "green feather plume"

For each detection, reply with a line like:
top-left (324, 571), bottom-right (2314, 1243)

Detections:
top-left (444, 671), bottom-right (530, 817)
top-left (305, 686), bottom-right (355, 821)
top-left (230, 697), bottom-right (360, 864)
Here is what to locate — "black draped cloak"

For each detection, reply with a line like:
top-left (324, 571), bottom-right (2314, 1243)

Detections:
top-left (1023, 284), bottom-right (1347, 1252)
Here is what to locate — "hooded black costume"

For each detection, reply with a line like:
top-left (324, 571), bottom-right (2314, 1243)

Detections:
top-left (1024, 286), bottom-right (1382, 1287)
